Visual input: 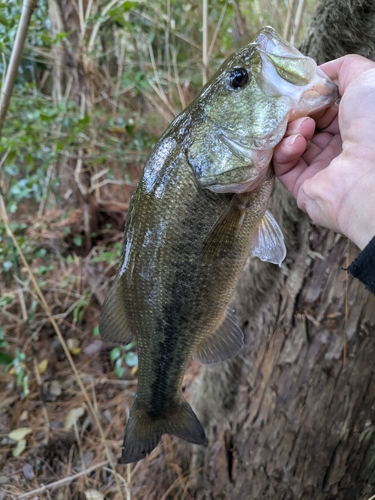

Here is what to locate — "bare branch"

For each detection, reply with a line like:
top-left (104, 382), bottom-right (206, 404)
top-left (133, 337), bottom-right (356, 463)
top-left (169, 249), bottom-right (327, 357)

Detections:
top-left (0, 0), bottom-right (38, 138)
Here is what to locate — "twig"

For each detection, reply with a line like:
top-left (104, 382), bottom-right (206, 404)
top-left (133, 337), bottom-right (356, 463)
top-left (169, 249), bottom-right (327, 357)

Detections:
top-left (290, 0), bottom-right (306, 45)
top-left (165, 0), bottom-right (172, 101)
top-left (89, 178), bottom-right (136, 193)
top-left (0, 0), bottom-right (38, 138)
top-left (148, 41), bottom-right (177, 116)
top-left (113, 33), bottom-right (126, 114)
top-left (171, 46), bottom-right (186, 110)
top-left (0, 147), bottom-right (11, 193)
top-left (159, 467), bottom-right (191, 500)
top-left (134, 10), bottom-right (201, 50)
top-left (208, 0), bottom-right (228, 60)
top-left (87, 0), bottom-right (122, 54)
top-left (33, 357), bottom-right (50, 444)
top-left (13, 458), bottom-right (116, 499)
top-left (104, 467), bottom-right (131, 500)
top-left (0, 195), bottom-right (124, 500)
top-left (38, 123), bottom-right (62, 218)
top-left (202, 0), bottom-right (208, 85)
top-left (283, 0), bottom-right (298, 41)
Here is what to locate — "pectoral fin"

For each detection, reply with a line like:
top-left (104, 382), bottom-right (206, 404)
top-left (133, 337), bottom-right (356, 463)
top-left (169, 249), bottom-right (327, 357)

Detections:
top-left (193, 309), bottom-right (244, 364)
top-left (99, 279), bottom-right (134, 344)
top-left (250, 210), bottom-right (286, 266)
top-left (201, 195), bottom-right (246, 262)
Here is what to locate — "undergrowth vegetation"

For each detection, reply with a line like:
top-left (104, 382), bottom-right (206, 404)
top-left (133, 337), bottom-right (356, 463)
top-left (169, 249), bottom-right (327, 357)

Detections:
top-left (0, 1), bottom-right (315, 498)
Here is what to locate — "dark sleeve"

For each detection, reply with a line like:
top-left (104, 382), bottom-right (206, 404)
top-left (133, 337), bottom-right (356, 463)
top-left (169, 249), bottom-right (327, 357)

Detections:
top-left (346, 235), bottom-right (375, 295)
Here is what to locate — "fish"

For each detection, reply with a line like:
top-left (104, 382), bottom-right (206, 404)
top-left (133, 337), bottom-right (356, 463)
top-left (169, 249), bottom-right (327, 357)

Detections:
top-left (99, 26), bottom-right (338, 464)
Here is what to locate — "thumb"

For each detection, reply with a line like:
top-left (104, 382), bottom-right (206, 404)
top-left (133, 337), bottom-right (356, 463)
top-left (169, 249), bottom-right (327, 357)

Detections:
top-left (320, 54), bottom-right (375, 96)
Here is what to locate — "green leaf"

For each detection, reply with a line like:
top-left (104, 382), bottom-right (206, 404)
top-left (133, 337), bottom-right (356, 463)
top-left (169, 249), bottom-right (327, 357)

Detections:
top-left (0, 13), bottom-right (9, 26)
top-left (23, 375), bottom-right (29, 397)
top-left (3, 260), bottom-right (13, 272)
top-left (114, 358), bottom-right (124, 378)
top-left (0, 352), bottom-right (13, 365)
top-left (123, 341), bottom-right (136, 352)
top-left (78, 115), bottom-right (90, 126)
top-left (125, 351), bottom-right (138, 367)
top-left (93, 325), bottom-right (100, 337)
top-left (73, 234), bottom-right (83, 247)
top-left (110, 347), bottom-right (121, 361)
top-left (16, 368), bottom-right (24, 387)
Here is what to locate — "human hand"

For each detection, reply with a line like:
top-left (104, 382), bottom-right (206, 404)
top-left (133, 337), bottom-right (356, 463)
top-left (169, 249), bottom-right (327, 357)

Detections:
top-left (272, 54), bottom-right (375, 249)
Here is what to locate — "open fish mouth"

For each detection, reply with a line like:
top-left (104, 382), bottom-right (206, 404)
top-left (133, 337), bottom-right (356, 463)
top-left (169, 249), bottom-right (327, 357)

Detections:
top-left (255, 26), bottom-right (304, 58)
top-left (254, 26), bottom-right (338, 117)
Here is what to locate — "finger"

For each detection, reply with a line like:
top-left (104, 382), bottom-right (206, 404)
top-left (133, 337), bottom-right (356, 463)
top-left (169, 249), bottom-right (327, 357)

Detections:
top-left (320, 55), bottom-right (375, 95)
top-left (314, 103), bottom-right (339, 130)
top-left (272, 134), bottom-right (308, 177)
top-left (310, 131), bottom-right (336, 151)
top-left (277, 155), bottom-right (310, 199)
top-left (294, 135), bottom-right (343, 203)
top-left (308, 109), bottom-right (325, 122)
top-left (301, 142), bottom-right (323, 165)
top-left (284, 117), bottom-right (316, 139)
top-left (317, 114), bottom-right (339, 136)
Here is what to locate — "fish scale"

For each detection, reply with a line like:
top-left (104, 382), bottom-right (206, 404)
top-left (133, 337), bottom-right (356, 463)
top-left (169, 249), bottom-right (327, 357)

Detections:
top-left (99, 26), bottom-right (338, 464)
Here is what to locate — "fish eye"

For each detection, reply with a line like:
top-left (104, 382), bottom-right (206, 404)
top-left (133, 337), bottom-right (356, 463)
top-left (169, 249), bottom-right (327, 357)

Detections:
top-left (228, 68), bottom-right (249, 89)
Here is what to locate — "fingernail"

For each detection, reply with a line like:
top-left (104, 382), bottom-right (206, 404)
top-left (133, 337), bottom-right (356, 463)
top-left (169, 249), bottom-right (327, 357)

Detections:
top-left (288, 117), bottom-right (309, 133)
top-left (287, 134), bottom-right (302, 146)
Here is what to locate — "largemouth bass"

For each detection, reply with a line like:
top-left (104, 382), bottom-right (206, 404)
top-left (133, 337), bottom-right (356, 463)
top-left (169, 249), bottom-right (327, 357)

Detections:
top-left (100, 27), bottom-right (338, 464)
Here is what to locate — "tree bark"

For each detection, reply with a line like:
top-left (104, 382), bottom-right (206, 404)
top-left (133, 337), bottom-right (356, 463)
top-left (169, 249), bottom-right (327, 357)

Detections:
top-left (189, 1), bottom-right (375, 498)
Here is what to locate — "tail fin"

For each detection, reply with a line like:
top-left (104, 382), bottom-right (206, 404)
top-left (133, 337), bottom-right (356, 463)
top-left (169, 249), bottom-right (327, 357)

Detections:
top-left (121, 397), bottom-right (207, 464)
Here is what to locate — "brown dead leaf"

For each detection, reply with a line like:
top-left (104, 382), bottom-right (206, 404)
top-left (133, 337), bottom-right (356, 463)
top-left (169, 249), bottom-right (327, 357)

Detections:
top-left (64, 407), bottom-right (85, 429)
top-left (67, 338), bottom-right (82, 355)
top-left (38, 359), bottom-right (48, 374)
top-left (8, 427), bottom-right (32, 441)
top-left (84, 490), bottom-right (104, 500)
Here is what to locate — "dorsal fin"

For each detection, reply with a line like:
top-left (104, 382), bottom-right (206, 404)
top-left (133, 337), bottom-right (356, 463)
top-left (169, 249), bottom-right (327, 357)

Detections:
top-left (193, 309), bottom-right (244, 364)
top-left (99, 279), bottom-right (133, 344)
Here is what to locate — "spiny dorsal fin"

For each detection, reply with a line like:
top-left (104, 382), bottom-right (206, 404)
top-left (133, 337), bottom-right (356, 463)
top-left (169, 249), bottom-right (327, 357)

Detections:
top-left (193, 309), bottom-right (244, 364)
top-left (201, 195), bottom-right (246, 262)
top-left (250, 209), bottom-right (286, 266)
top-left (99, 279), bottom-right (133, 344)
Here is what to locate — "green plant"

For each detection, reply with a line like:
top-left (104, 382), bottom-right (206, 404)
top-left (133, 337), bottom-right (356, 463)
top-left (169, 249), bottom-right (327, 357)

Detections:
top-left (110, 341), bottom-right (138, 378)
top-left (6, 348), bottom-right (29, 397)
top-left (91, 242), bottom-right (122, 265)
top-left (0, 327), bottom-right (12, 364)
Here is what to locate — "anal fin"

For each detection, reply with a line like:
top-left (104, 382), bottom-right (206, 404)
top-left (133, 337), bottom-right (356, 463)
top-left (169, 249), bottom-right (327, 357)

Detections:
top-left (99, 279), bottom-right (133, 344)
top-left (193, 309), bottom-right (244, 364)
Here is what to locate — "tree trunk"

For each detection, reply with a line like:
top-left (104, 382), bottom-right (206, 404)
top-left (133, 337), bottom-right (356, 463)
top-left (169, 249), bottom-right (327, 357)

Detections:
top-left (189, 1), bottom-right (375, 498)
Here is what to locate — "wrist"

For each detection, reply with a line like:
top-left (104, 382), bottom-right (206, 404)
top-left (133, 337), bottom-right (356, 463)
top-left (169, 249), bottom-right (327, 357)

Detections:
top-left (344, 205), bottom-right (375, 250)
top-left (336, 157), bottom-right (375, 250)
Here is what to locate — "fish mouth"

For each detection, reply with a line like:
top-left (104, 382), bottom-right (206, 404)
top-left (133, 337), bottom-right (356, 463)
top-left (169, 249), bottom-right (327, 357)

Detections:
top-left (254, 27), bottom-right (339, 114)
top-left (255, 26), bottom-right (302, 57)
